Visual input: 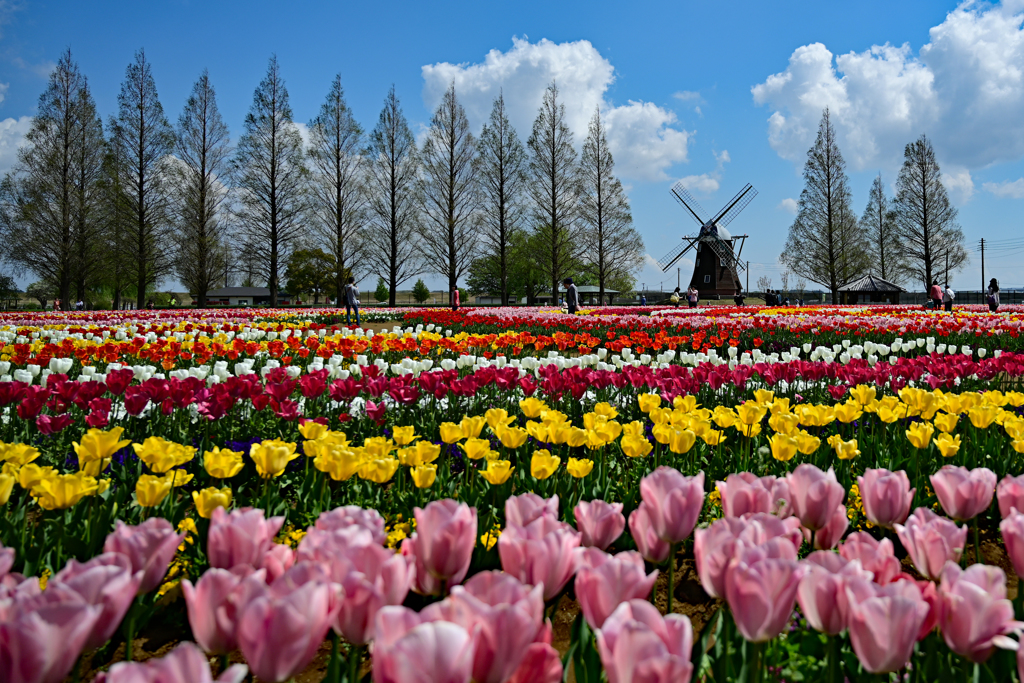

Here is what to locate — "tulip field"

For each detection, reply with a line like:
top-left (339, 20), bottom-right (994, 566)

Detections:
top-left (5, 303), bottom-right (1024, 682)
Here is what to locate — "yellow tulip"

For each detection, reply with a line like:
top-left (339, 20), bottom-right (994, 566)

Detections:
top-left (638, 393), bottom-right (662, 413)
top-left (484, 409), bottom-right (514, 431)
top-left (363, 437), bottom-right (396, 458)
top-left (439, 422), bottom-right (465, 444)
top-left (0, 473), bottom-right (14, 504)
top-left (390, 426), bottom-right (417, 447)
top-left (621, 434), bottom-right (653, 458)
top-left (398, 441), bottom-right (440, 467)
top-left (712, 406), bottom-right (737, 429)
top-left (754, 389), bottom-right (775, 405)
top-left (531, 450), bottom-right (561, 479)
top-left (905, 422), bottom-right (935, 450)
top-left (461, 415), bottom-right (488, 438)
top-left (795, 405), bottom-right (835, 427)
top-left (166, 470), bottom-right (193, 487)
top-left (567, 458), bottom-right (594, 478)
top-left (17, 463), bottom-right (54, 491)
top-left (204, 447), bottom-right (245, 479)
top-left (410, 464), bottom-right (437, 488)
top-left (298, 420), bottom-right (330, 441)
top-left (959, 393), bottom-right (982, 412)
top-left (769, 398), bottom-right (792, 415)
top-left (826, 434), bottom-right (860, 460)
top-left (652, 423), bottom-right (673, 445)
top-left (735, 401), bottom-right (768, 426)
top-left (649, 407), bottom-right (672, 425)
top-left (795, 431), bottom-right (821, 455)
top-left (73, 427), bottom-right (131, 477)
top-left (702, 429), bottom-right (727, 447)
top-left (480, 459), bottom-right (514, 485)
top-left (769, 413), bottom-right (801, 435)
top-left (314, 446), bottom-right (366, 481)
top-left (519, 397), bottom-right (547, 418)
top-left (460, 438), bottom-right (493, 460)
top-left (192, 487), bottom-right (232, 518)
top-left (982, 390), bottom-right (1008, 407)
top-left (668, 428), bottom-right (697, 455)
top-left (34, 472), bottom-right (99, 510)
top-left (96, 478), bottom-right (111, 495)
top-left (967, 406), bottom-right (999, 430)
top-left (249, 439), bottom-right (300, 478)
top-left (769, 434), bottom-right (799, 461)
top-left (1004, 418), bottom-right (1024, 441)
top-left (495, 426), bottom-right (528, 450)
top-left (526, 421), bottom-right (551, 443)
top-left (1012, 439), bottom-right (1024, 454)
top-left (833, 402), bottom-right (863, 424)
top-left (133, 436), bottom-right (195, 474)
top-left (876, 405), bottom-right (902, 424)
top-left (673, 395), bottom-right (700, 412)
top-left (593, 402), bottom-right (619, 419)
top-left (564, 427), bottom-right (589, 448)
top-left (1006, 392), bottom-right (1024, 408)
top-left (934, 433), bottom-right (961, 458)
top-left (849, 385), bottom-right (876, 405)
top-left (358, 457), bottom-right (400, 483)
top-left (933, 412), bottom-right (960, 434)
top-left (540, 409), bottom-right (569, 426)
top-left (1, 443), bottom-right (40, 467)
top-left (622, 421), bottom-right (645, 438)
top-left (136, 474), bottom-right (172, 507)
top-left (735, 423), bottom-right (763, 438)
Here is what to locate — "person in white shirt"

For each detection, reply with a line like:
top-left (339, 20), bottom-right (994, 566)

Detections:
top-left (942, 284), bottom-right (955, 312)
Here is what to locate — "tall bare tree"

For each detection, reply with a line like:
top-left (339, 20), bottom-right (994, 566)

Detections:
top-left (420, 83), bottom-right (478, 296)
top-left (364, 86), bottom-right (421, 306)
top-left (860, 173), bottom-right (906, 285)
top-left (475, 92), bottom-right (527, 305)
top-left (108, 49), bottom-right (175, 308)
top-left (308, 75), bottom-right (365, 306)
top-left (892, 135), bottom-right (966, 290)
top-left (170, 70), bottom-right (231, 308)
top-left (528, 82), bottom-right (582, 299)
top-left (233, 56), bottom-right (308, 306)
top-left (1, 50), bottom-right (106, 305)
top-left (780, 108), bottom-right (869, 303)
top-left (578, 107), bottom-right (643, 304)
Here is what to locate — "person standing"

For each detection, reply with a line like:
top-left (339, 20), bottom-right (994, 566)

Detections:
top-left (344, 277), bottom-right (360, 326)
top-left (929, 280), bottom-right (943, 310)
top-left (563, 277), bottom-right (579, 314)
top-left (687, 286), bottom-right (698, 308)
top-left (672, 286), bottom-right (681, 307)
top-left (942, 283), bottom-right (955, 312)
top-left (733, 289), bottom-right (745, 306)
top-left (451, 286), bottom-right (460, 312)
top-left (987, 278), bottom-right (1000, 312)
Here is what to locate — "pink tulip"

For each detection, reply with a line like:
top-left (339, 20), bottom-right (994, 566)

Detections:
top-left (997, 474), bottom-right (1024, 519)
top-left (505, 493), bottom-right (559, 529)
top-left (498, 516), bottom-right (581, 601)
top-left (895, 508), bottom-right (967, 580)
top-left (236, 578), bottom-right (336, 683)
top-left (576, 548), bottom-right (659, 628)
top-left (797, 551), bottom-right (870, 636)
top-left (0, 545), bottom-right (13, 579)
top-left (181, 568), bottom-right (267, 655)
top-left (315, 505), bottom-right (387, 544)
top-left (639, 467), bottom-right (705, 544)
top-left (574, 499), bottom-right (626, 550)
top-left (930, 465), bottom-right (996, 521)
top-left (628, 502), bottom-right (670, 564)
top-left (845, 578), bottom-right (931, 673)
top-left (724, 545), bottom-right (804, 642)
top-left (785, 464), bottom-right (845, 531)
top-left (716, 472), bottom-right (788, 518)
top-left (402, 499), bottom-right (477, 595)
top-left (260, 544), bottom-right (296, 583)
top-left (103, 518), bottom-right (184, 593)
top-left (595, 599), bottom-right (694, 683)
top-left (506, 643), bottom-right (563, 683)
top-left (812, 503), bottom-right (849, 550)
top-left (694, 514), bottom-right (802, 598)
top-left (0, 596), bottom-right (101, 683)
top-left (206, 507), bottom-right (285, 571)
top-left (372, 620), bottom-right (476, 683)
top-left (838, 532), bottom-right (901, 584)
top-left (1000, 510), bottom-right (1024, 578)
top-left (455, 570), bottom-right (544, 626)
top-left (857, 468), bottom-right (915, 528)
top-left (51, 553), bottom-right (142, 649)
top-left (938, 562), bottom-right (1023, 662)
top-left (93, 642), bottom-right (248, 683)
top-left (333, 546), bottom-right (414, 647)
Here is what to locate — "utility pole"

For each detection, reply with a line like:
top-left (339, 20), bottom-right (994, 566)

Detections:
top-left (981, 238), bottom-right (985, 294)
top-left (746, 262), bottom-right (749, 293)
top-left (677, 267), bottom-right (680, 289)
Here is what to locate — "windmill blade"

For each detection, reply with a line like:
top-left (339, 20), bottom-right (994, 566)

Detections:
top-left (670, 181), bottom-right (711, 226)
top-left (656, 237), bottom-right (699, 271)
top-left (711, 184), bottom-right (758, 228)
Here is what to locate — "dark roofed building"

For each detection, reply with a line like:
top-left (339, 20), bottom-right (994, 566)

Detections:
top-left (201, 287), bottom-right (295, 306)
top-left (838, 274), bottom-right (906, 305)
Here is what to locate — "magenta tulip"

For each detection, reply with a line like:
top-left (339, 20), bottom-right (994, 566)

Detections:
top-left (505, 493), bottom-right (559, 529)
top-left (930, 465), bottom-right (997, 521)
top-left (639, 467), bottom-right (705, 543)
top-left (694, 514), bottom-right (802, 598)
top-left (595, 599), bottom-right (694, 683)
top-left (628, 502), bottom-right (670, 564)
top-left (1001, 510), bottom-right (1024, 577)
top-left (938, 563), bottom-right (1023, 662)
top-left (838, 532), bottom-right (901, 584)
top-left (206, 507), bottom-right (285, 570)
top-left (997, 474), bottom-right (1024, 519)
top-left (576, 548), bottom-right (659, 628)
top-left (716, 472), bottom-right (781, 518)
top-left (372, 620), bottom-right (476, 683)
top-left (181, 567), bottom-right (267, 655)
top-left (812, 503), bottom-right (849, 550)
top-left (857, 468), bottom-right (915, 528)
top-left (315, 504), bottom-right (387, 544)
top-left (103, 518), bottom-right (183, 593)
top-left (724, 545), bottom-right (804, 642)
top-left (93, 642), bottom-right (248, 683)
top-left (574, 499), bottom-right (626, 550)
top-left (506, 642), bottom-right (563, 683)
top-left (51, 553), bottom-right (142, 649)
top-left (0, 596), bottom-right (101, 683)
top-left (498, 516), bottom-right (581, 601)
top-left (845, 578), bottom-right (931, 673)
top-left (895, 508), bottom-right (967, 580)
top-left (797, 551), bottom-right (870, 636)
top-left (402, 499), bottom-right (477, 595)
top-left (785, 464), bottom-right (845, 531)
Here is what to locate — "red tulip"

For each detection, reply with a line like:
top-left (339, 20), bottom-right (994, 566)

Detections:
top-left (51, 553), bottom-right (142, 649)
top-left (92, 642), bottom-right (248, 683)
top-left (845, 578), bottom-right (931, 673)
top-left (402, 499), bottom-right (477, 595)
top-left (724, 544), bottom-right (804, 642)
top-left (372, 620), bottom-right (475, 683)
top-left (103, 518), bottom-right (183, 593)
top-left (595, 599), bottom-right (694, 683)
top-left (838, 532), bottom-right (901, 584)
top-left (997, 474), bottom-right (1024, 519)
top-left (576, 548), bottom-right (659, 628)
top-left (895, 508), bottom-right (967, 580)
top-left (785, 464), bottom-right (845, 531)
top-left (181, 567), bottom-right (267, 655)
top-left (638, 467), bottom-right (705, 544)
top-left (505, 493), bottom-right (559, 529)
top-left (938, 562), bottom-right (1023, 662)
top-left (857, 468), bottom-right (915, 528)
top-left (574, 499), bottom-right (625, 550)
top-left (930, 465), bottom-right (996, 521)
top-left (498, 516), bottom-right (581, 601)
top-left (206, 507), bottom-right (285, 571)
top-left (797, 551), bottom-right (870, 636)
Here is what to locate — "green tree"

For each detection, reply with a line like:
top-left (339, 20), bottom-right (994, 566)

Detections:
top-left (411, 278), bottom-right (431, 303)
top-left (284, 248), bottom-right (336, 305)
top-left (467, 229), bottom-right (547, 304)
top-left (26, 282), bottom-right (51, 309)
top-left (374, 276), bottom-right (389, 304)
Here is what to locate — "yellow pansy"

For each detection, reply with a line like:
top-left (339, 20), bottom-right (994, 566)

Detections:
top-left (298, 420), bottom-right (330, 441)
top-left (0, 473), bottom-right (14, 505)
top-left (34, 472), bottom-right (99, 510)
top-left (638, 393), bottom-right (662, 413)
top-left (933, 412), bottom-right (960, 434)
top-left (410, 464), bottom-right (437, 488)
top-left (531, 450), bottom-right (561, 479)
top-left (73, 427), bottom-right (131, 476)
top-left (669, 428), bottom-right (697, 455)
top-left (358, 457), bottom-right (400, 483)
top-left (833, 402), bottom-right (863, 424)
top-left (204, 447), bottom-right (245, 479)
top-left (905, 422), bottom-right (935, 450)
top-left (934, 433), bottom-right (961, 458)
top-left (621, 434), bottom-right (653, 458)
top-left (593, 402), bottom-right (619, 419)
top-left (398, 441), bottom-right (440, 467)
top-left (827, 434), bottom-right (860, 460)
top-left (249, 439), bottom-right (300, 478)
top-left (133, 437), bottom-right (195, 474)
top-left (480, 459), bottom-right (514, 485)
top-left (460, 438), bottom-right (493, 460)
top-left (495, 426), bottom-right (528, 450)
top-left (479, 526), bottom-right (501, 550)
top-left (1, 443), bottom-right (40, 467)
top-left (567, 458), bottom-right (594, 478)
top-left (439, 422), bottom-right (465, 444)
top-left (794, 431), bottom-right (821, 455)
top-left (484, 409), bottom-right (515, 431)
top-left (967, 405), bottom-right (1000, 430)
top-left (192, 487), bottom-right (232, 518)
top-left (519, 397), bottom-right (548, 418)
top-left (754, 389), bottom-right (775, 405)
top-left (849, 385), bottom-right (876, 406)
top-left (391, 426), bottom-right (417, 446)
top-left (770, 433), bottom-right (799, 461)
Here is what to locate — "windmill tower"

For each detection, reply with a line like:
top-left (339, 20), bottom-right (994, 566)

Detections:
top-left (656, 181), bottom-right (756, 296)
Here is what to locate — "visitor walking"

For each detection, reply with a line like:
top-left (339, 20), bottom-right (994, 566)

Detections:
top-left (344, 277), bottom-right (360, 326)
top-left (929, 280), bottom-right (943, 310)
top-left (451, 286), bottom-right (460, 312)
top-left (639, 292), bottom-right (647, 306)
top-left (672, 286), bottom-right (681, 307)
top-left (943, 283), bottom-right (955, 312)
top-left (734, 290), bottom-right (745, 306)
top-left (687, 286), bottom-right (698, 308)
top-left (988, 278), bottom-right (1000, 312)
top-left (563, 278), bottom-right (579, 314)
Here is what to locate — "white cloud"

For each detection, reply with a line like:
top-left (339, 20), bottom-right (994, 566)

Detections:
top-left (0, 82), bottom-right (8, 105)
top-left (983, 178), bottom-right (1024, 198)
top-left (752, 1), bottom-right (1024, 172)
top-left (0, 116), bottom-right (32, 174)
top-left (942, 167), bottom-right (975, 203)
top-left (422, 37), bottom-right (691, 181)
top-left (778, 198), bottom-right (798, 214)
top-left (673, 90), bottom-right (701, 101)
top-left (676, 149), bottom-right (730, 196)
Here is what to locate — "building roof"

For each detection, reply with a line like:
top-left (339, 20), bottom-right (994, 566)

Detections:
top-left (838, 274), bottom-right (907, 293)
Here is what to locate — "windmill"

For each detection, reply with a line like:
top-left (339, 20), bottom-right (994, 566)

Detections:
top-left (656, 181), bottom-right (757, 296)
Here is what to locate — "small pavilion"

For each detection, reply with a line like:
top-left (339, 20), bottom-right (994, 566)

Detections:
top-left (838, 275), bottom-right (906, 305)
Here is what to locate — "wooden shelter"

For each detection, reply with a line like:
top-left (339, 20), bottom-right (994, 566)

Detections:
top-left (838, 275), bottom-right (906, 304)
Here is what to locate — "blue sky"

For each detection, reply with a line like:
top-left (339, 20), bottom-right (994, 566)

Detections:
top-left (2, 0), bottom-right (1024, 293)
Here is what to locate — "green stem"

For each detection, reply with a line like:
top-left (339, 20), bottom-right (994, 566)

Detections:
top-left (973, 517), bottom-right (982, 566)
top-left (827, 634), bottom-right (840, 683)
top-left (325, 631), bottom-right (341, 683)
top-left (218, 654), bottom-right (229, 675)
top-left (667, 543), bottom-right (677, 614)
top-left (125, 611), bottom-right (135, 662)
top-left (749, 639), bottom-right (764, 683)
top-left (347, 643), bottom-right (361, 683)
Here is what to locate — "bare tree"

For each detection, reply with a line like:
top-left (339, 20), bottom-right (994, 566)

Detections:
top-left (108, 49), bottom-right (175, 308)
top-left (475, 92), bottom-right (527, 305)
top-left (780, 270), bottom-right (790, 296)
top-left (892, 135), bottom-right (967, 290)
top-left (860, 173), bottom-right (906, 285)
top-left (796, 277), bottom-right (807, 298)
top-left (780, 108), bottom-right (869, 303)
top-left (528, 82), bottom-right (582, 299)
top-left (419, 83), bottom-right (479, 296)
top-left (756, 275), bottom-right (772, 292)
top-left (233, 56), bottom-right (308, 306)
top-left (308, 75), bottom-right (365, 306)
top-left (578, 107), bottom-right (643, 305)
top-left (170, 70), bottom-right (231, 308)
top-left (364, 86), bottom-right (422, 306)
